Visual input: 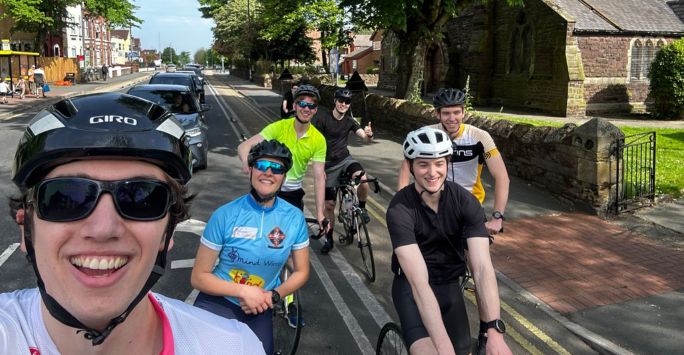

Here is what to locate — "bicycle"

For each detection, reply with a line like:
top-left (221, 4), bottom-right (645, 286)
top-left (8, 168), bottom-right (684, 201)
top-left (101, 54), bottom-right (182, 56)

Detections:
top-left (335, 172), bottom-right (380, 282)
top-left (376, 322), bottom-right (408, 355)
top-left (272, 218), bottom-right (327, 355)
top-left (272, 266), bottom-right (303, 355)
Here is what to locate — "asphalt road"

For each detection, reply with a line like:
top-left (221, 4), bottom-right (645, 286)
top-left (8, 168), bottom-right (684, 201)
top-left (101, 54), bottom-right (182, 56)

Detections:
top-left (0, 77), bottom-right (599, 354)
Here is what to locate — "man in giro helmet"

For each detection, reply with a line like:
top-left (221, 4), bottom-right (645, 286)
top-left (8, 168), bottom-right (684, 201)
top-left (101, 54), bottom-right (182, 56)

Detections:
top-left (387, 127), bottom-right (512, 355)
top-left (192, 140), bottom-right (309, 355)
top-left (2, 93), bottom-right (263, 354)
top-left (398, 87), bottom-right (509, 236)
top-left (312, 87), bottom-right (374, 254)
top-left (238, 84), bottom-right (328, 233)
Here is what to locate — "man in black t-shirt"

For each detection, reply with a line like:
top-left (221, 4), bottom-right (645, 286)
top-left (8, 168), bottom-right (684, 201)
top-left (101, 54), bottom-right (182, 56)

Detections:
top-left (386, 127), bottom-right (512, 355)
top-left (312, 88), bottom-right (373, 254)
top-left (280, 81), bottom-right (299, 118)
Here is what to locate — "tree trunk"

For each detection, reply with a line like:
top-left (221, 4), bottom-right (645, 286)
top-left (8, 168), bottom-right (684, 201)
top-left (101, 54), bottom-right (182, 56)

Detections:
top-left (395, 32), bottom-right (429, 101)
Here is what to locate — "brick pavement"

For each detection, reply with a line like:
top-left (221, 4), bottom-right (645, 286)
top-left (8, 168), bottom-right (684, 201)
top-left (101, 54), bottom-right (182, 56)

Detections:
top-left (491, 213), bottom-right (684, 314)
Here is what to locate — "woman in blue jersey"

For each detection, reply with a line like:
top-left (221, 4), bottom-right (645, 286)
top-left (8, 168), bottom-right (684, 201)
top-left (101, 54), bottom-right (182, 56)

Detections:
top-left (191, 140), bottom-right (310, 354)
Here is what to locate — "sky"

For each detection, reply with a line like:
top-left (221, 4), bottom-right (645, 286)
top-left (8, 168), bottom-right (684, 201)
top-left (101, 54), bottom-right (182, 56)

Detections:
top-left (132, 0), bottom-right (214, 55)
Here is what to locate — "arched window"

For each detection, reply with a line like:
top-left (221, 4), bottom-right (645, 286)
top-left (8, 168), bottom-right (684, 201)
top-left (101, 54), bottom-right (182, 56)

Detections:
top-left (630, 40), bottom-right (642, 80)
top-left (508, 11), bottom-right (534, 75)
top-left (643, 40), bottom-right (654, 78)
top-left (53, 44), bottom-right (61, 57)
top-left (630, 39), bottom-right (667, 81)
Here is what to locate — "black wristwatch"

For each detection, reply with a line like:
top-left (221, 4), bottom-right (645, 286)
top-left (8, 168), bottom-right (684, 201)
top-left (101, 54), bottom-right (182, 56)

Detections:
top-left (491, 211), bottom-right (505, 221)
top-left (485, 319), bottom-right (506, 334)
top-left (271, 290), bottom-right (281, 304)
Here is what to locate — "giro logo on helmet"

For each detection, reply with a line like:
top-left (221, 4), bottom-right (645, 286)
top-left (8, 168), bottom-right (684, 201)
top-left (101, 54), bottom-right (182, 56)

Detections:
top-left (89, 115), bottom-right (138, 125)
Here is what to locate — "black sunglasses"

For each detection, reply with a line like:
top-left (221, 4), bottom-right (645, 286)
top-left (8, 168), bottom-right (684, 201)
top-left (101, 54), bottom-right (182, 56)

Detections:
top-left (337, 99), bottom-right (352, 105)
top-left (32, 177), bottom-right (175, 222)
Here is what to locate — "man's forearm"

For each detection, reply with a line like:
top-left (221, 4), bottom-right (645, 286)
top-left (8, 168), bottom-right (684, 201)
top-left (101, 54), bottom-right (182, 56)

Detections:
top-left (315, 171), bottom-right (326, 220)
top-left (472, 263), bottom-right (502, 321)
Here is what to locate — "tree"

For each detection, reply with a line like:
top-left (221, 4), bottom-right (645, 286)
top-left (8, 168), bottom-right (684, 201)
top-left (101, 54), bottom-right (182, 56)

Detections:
top-left (259, 0), bottom-right (346, 71)
top-left (143, 51), bottom-right (158, 66)
top-left (161, 47), bottom-right (178, 64)
top-left (0, 0), bottom-right (141, 55)
top-left (649, 38), bottom-right (684, 119)
top-left (342, 0), bottom-right (523, 100)
top-left (179, 51), bottom-right (191, 66)
top-left (194, 48), bottom-right (207, 65)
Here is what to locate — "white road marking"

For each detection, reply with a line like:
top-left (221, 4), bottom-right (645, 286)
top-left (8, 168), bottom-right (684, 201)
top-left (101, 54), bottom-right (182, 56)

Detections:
top-left (171, 258), bottom-right (195, 269)
top-left (0, 243), bottom-right (20, 267)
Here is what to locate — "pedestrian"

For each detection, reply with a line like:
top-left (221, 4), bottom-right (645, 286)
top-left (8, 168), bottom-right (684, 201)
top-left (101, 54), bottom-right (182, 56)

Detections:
top-left (28, 65), bottom-right (35, 95)
top-left (0, 79), bottom-right (9, 104)
top-left (16, 77), bottom-right (26, 99)
top-left (33, 66), bottom-right (46, 98)
top-left (101, 64), bottom-right (108, 81)
top-left (3, 92), bottom-right (264, 354)
top-left (280, 80), bottom-right (299, 118)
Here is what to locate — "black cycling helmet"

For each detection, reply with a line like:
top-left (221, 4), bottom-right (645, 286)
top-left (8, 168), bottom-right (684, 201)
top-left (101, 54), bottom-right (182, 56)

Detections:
top-left (294, 84), bottom-right (320, 101)
top-left (13, 92), bottom-right (192, 189)
top-left (248, 139), bottom-right (293, 173)
top-left (433, 88), bottom-right (466, 110)
top-left (11, 92), bottom-right (192, 346)
top-left (334, 88), bottom-right (353, 100)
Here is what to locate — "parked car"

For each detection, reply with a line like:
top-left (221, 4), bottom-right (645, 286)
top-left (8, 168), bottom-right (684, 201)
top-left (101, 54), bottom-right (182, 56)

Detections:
top-left (165, 64), bottom-right (177, 72)
top-left (177, 70), bottom-right (205, 103)
top-left (149, 72), bottom-right (204, 104)
top-left (126, 84), bottom-right (211, 170)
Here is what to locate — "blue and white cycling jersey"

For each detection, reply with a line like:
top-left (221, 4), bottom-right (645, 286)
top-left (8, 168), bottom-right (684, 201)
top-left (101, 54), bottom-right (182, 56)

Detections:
top-left (201, 194), bottom-right (309, 306)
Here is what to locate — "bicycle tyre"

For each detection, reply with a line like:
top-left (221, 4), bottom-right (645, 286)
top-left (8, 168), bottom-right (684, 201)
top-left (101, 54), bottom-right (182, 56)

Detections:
top-left (273, 289), bottom-right (302, 355)
top-left (376, 322), bottom-right (407, 355)
top-left (337, 189), bottom-right (354, 245)
top-left (356, 212), bottom-right (375, 282)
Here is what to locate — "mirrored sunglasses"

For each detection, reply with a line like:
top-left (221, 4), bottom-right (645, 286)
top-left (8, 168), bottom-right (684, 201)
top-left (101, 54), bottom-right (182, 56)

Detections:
top-left (32, 177), bottom-right (175, 222)
top-left (297, 100), bottom-right (318, 110)
top-left (253, 160), bottom-right (286, 175)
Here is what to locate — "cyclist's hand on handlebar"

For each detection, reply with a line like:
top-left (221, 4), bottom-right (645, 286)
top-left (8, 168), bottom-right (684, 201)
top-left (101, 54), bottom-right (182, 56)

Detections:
top-left (485, 219), bottom-right (504, 236)
top-left (238, 285), bottom-right (270, 314)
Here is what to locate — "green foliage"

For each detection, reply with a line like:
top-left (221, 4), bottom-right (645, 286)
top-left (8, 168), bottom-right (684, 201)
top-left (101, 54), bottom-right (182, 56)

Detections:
top-left (178, 51), bottom-right (191, 66)
top-left (463, 75), bottom-right (474, 111)
top-left (648, 38), bottom-right (684, 119)
top-left (82, 0), bottom-right (141, 28)
top-left (366, 65), bottom-right (379, 74)
top-left (194, 48), bottom-right (208, 65)
top-left (161, 47), bottom-right (178, 65)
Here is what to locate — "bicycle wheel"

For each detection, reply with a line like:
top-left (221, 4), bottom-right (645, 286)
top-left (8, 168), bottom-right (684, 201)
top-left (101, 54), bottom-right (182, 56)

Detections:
top-left (337, 190), bottom-right (354, 245)
top-left (376, 322), bottom-right (408, 355)
top-left (273, 289), bottom-right (302, 355)
top-left (356, 211), bottom-right (375, 282)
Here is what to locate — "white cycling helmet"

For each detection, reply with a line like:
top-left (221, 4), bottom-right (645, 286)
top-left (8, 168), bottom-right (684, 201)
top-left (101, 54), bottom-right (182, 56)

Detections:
top-left (403, 127), bottom-right (453, 159)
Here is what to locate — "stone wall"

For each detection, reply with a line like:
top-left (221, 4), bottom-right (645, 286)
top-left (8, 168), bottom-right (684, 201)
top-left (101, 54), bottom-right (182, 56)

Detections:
top-left (318, 84), bottom-right (623, 214)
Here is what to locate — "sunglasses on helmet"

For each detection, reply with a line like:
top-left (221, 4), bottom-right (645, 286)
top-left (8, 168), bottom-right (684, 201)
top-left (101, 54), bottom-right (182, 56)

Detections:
top-left (253, 160), bottom-right (286, 175)
top-left (31, 177), bottom-right (175, 222)
top-left (296, 100), bottom-right (318, 110)
top-left (337, 98), bottom-right (352, 105)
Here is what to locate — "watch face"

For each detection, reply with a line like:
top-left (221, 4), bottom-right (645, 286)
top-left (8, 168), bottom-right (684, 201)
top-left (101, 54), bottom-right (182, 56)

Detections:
top-left (492, 211), bottom-right (504, 220)
top-left (272, 291), bottom-right (280, 304)
top-left (495, 319), bottom-right (506, 333)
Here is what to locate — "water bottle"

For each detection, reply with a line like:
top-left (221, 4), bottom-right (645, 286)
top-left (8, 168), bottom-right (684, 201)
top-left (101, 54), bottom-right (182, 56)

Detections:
top-left (344, 193), bottom-right (353, 215)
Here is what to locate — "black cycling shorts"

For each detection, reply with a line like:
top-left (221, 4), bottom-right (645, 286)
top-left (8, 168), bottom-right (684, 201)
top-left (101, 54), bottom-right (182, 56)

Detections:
top-left (392, 274), bottom-right (471, 354)
top-left (324, 162), bottom-right (364, 201)
top-left (278, 188), bottom-right (305, 211)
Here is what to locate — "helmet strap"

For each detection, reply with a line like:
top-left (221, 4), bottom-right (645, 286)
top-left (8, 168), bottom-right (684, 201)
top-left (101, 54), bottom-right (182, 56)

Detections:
top-left (23, 205), bottom-right (173, 346)
top-left (294, 114), bottom-right (308, 125)
top-left (248, 170), bottom-right (281, 205)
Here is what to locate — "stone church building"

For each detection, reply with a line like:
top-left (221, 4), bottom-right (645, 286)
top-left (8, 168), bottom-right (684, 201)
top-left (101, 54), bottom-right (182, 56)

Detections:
top-left (378, 0), bottom-right (684, 117)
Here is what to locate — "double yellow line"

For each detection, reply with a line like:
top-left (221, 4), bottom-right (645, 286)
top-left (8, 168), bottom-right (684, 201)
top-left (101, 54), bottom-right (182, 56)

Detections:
top-left (365, 195), bottom-right (571, 355)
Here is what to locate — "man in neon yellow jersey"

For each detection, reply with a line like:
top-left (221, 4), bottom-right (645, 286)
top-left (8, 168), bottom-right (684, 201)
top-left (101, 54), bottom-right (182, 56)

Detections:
top-left (238, 84), bottom-right (328, 232)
